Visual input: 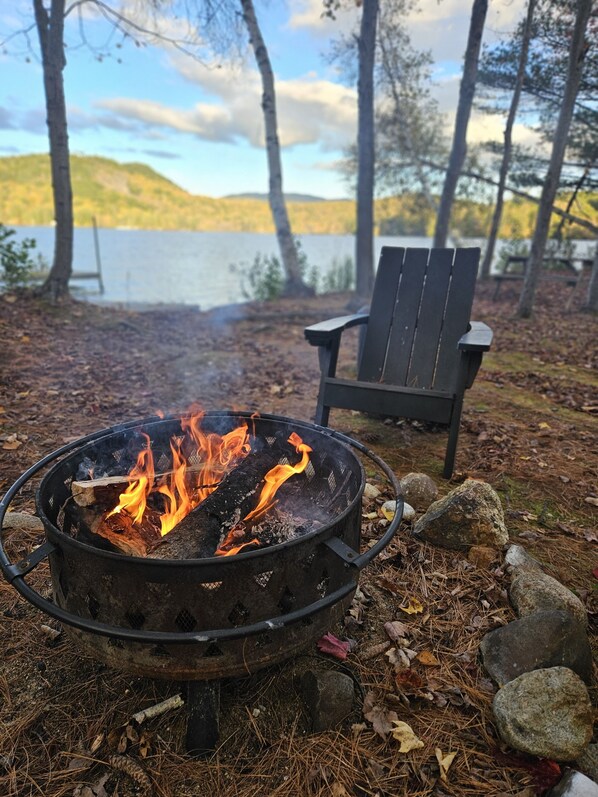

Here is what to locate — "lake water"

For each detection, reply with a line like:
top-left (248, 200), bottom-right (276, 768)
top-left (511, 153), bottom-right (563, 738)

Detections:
top-left (12, 227), bottom-right (595, 311)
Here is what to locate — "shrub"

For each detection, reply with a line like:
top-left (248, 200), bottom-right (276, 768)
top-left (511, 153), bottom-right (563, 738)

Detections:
top-left (0, 224), bottom-right (39, 290)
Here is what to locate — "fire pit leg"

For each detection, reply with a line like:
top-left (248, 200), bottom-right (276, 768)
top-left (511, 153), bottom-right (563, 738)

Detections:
top-left (184, 680), bottom-right (220, 757)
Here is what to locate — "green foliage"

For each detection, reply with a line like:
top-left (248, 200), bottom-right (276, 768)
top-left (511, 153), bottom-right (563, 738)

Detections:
top-left (0, 223), bottom-right (38, 290)
top-left (241, 251), bottom-right (284, 301)
top-left (321, 255), bottom-right (355, 293)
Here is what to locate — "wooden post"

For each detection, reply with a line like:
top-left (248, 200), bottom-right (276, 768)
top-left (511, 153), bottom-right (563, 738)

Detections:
top-left (92, 216), bottom-right (104, 294)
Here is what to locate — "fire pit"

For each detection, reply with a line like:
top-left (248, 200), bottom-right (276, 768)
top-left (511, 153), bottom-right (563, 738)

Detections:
top-left (0, 410), bottom-right (402, 753)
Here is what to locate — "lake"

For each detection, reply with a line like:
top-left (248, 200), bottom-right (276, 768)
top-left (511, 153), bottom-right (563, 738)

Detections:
top-left (12, 227), bottom-right (594, 311)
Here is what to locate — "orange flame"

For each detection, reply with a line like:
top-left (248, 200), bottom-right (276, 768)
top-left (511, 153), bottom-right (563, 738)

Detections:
top-left (107, 433), bottom-right (155, 524)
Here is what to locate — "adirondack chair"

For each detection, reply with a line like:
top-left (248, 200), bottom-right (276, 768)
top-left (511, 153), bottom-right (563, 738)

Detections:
top-left (304, 247), bottom-right (493, 478)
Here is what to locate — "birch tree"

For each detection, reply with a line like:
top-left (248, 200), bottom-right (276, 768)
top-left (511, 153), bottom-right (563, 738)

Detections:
top-left (239, 0), bottom-right (312, 296)
top-left (517, 0), bottom-right (594, 318)
top-left (433, 0), bottom-right (488, 248)
top-left (479, 0), bottom-right (536, 280)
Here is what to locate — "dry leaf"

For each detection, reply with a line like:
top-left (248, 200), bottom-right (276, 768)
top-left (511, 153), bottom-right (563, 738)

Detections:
top-left (317, 632), bottom-right (350, 660)
top-left (2, 440), bottom-right (22, 450)
top-left (395, 669), bottom-right (424, 693)
top-left (435, 748), bottom-right (457, 781)
top-left (399, 596), bottom-right (424, 615)
top-left (384, 620), bottom-right (409, 641)
top-left (390, 720), bottom-right (424, 752)
top-left (376, 577), bottom-right (402, 595)
top-left (331, 782), bottom-right (352, 797)
top-left (416, 650), bottom-right (440, 666)
top-left (363, 690), bottom-right (398, 738)
top-left (386, 647), bottom-right (411, 670)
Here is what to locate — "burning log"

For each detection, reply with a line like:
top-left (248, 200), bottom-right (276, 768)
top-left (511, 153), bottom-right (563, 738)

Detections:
top-left (74, 506), bottom-right (163, 557)
top-left (149, 446), bottom-right (285, 560)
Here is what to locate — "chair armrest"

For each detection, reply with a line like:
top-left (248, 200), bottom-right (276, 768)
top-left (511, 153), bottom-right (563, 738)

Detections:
top-left (458, 321), bottom-right (493, 352)
top-left (304, 313), bottom-right (369, 346)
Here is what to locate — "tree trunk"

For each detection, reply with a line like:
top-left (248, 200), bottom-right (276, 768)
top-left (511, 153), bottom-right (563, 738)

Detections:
top-left (33, 0), bottom-right (73, 300)
top-left (354, 0), bottom-right (379, 300)
top-left (433, 0), bottom-right (488, 248)
top-left (583, 241), bottom-right (598, 313)
top-left (479, 0), bottom-right (535, 280)
top-left (240, 0), bottom-right (313, 297)
top-left (517, 0), bottom-right (593, 318)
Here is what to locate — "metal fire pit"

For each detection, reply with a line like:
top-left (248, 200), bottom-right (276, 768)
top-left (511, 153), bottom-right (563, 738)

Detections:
top-left (0, 412), bottom-right (403, 684)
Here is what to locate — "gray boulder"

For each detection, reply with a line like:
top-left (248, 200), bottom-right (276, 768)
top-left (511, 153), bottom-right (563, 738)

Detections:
top-left (412, 479), bottom-right (508, 551)
top-left (301, 669), bottom-right (354, 732)
top-left (399, 473), bottom-right (438, 511)
top-left (480, 610), bottom-right (592, 686)
top-left (504, 543), bottom-right (543, 571)
top-left (577, 746), bottom-right (598, 784)
top-left (510, 568), bottom-right (587, 627)
top-left (493, 667), bottom-right (593, 761)
top-left (547, 771), bottom-right (598, 797)
top-left (2, 512), bottom-right (45, 533)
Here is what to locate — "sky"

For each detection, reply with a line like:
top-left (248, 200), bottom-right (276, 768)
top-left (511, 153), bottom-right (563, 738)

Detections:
top-left (0, 0), bottom-right (528, 200)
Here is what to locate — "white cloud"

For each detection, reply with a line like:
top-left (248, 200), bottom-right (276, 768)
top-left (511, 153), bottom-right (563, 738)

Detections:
top-left (287, 0), bottom-right (358, 36)
top-left (96, 57), bottom-right (358, 151)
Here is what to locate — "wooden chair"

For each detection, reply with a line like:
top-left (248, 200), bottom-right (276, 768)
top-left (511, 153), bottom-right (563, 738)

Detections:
top-left (304, 247), bottom-right (493, 478)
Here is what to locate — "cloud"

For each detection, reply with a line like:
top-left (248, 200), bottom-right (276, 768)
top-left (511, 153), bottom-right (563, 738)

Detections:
top-left (94, 59), bottom-right (357, 151)
top-left (287, 0), bottom-right (358, 36)
top-left (0, 106), bottom-right (14, 129)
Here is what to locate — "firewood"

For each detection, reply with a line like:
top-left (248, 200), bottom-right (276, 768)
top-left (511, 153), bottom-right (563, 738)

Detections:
top-left (72, 506), bottom-right (162, 557)
top-left (148, 445), bottom-right (284, 560)
top-left (71, 464), bottom-right (210, 508)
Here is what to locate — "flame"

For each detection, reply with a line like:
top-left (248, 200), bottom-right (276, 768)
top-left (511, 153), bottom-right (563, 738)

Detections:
top-left (106, 408), bottom-right (250, 537)
top-left (108, 433), bottom-right (155, 524)
top-left (244, 432), bottom-right (312, 523)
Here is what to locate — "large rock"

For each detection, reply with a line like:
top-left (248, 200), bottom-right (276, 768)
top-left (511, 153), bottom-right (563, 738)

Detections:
top-left (412, 479), bottom-right (508, 551)
top-left (493, 667), bottom-right (593, 761)
top-left (547, 771), bottom-right (598, 797)
top-left (399, 473), bottom-right (438, 511)
top-left (480, 610), bottom-right (592, 686)
top-left (301, 669), bottom-right (354, 732)
top-left (2, 512), bottom-right (45, 533)
top-left (578, 746), bottom-right (598, 784)
top-left (510, 568), bottom-right (587, 628)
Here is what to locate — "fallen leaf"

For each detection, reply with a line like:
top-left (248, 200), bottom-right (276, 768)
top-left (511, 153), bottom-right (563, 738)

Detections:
top-left (386, 647), bottom-right (411, 670)
top-left (376, 577), bottom-right (402, 595)
top-left (390, 720), bottom-right (424, 752)
top-left (538, 422), bottom-right (551, 429)
top-left (384, 620), bottom-right (409, 641)
top-left (435, 748), bottom-right (457, 781)
top-left (395, 669), bottom-right (425, 693)
top-left (416, 650), bottom-right (440, 666)
top-left (363, 690), bottom-right (398, 738)
top-left (331, 783), bottom-right (352, 797)
top-left (2, 440), bottom-right (22, 450)
top-left (585, 497), bottom-right (598, 507)
top-left (399, 596), bottom-right (424, 615)
top-left (317, 632), bottom-right (350, 660)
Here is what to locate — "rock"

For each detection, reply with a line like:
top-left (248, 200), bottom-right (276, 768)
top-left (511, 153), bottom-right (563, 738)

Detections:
top-left (364, 483), bottom-right (381, 500)
top-left (301, 669), bottom-right (354, 732)
top-left (399, 472), bottom-right (438, 511)
top-left (493, 667), bottom-right (593, 761)
top-left (547, 770), bottom-right (598, 796)
top-left (381, 500), bottom-right (415, 521)
top-left (510, 568), bottom-right (587, 628)
top-left (2, 512), bottom-right (45, 533)
top-left (577, 746), bottom-right (598, 783)
top-left (468, 545), bottom-right (499, 569)
top-left (504, 543), bottom-right (543, 571)
top-left (412, 479), bottom-right (508, 551)
top-left (480, 610), bottom-right (592, 686)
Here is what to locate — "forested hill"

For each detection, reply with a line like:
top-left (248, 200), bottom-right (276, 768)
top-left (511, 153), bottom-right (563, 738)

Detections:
top-left (1, 154), bottom-right (596, 238)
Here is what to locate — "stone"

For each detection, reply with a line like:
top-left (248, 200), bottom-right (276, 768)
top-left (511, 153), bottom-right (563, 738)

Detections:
top-left (2, 512), bottom-right (45, 533)
top-left (468, 545), bottom-right (499, 569)
top-left (577, 746), bottom-right (598, 783)
top-left (382, 500), bottom-right (415, 521)
top-left (412, 479), bottom-right (508, 551)
top-left (399, 472), bottom-right (438, 511)
top-left (480, 610), bottom-right (592, 686)
top-left (504, 543), bottom-right (543, 571)
top-left (510, 568), bottom-right (587, 628)
top-left (493, 667), bottom-right (593, 761)
top-left (301, 669), bottom-right (354, 732)
top-left (546, 771), bottom-right (598, 797)
top-left (364, 483), bottom-right (381, 500)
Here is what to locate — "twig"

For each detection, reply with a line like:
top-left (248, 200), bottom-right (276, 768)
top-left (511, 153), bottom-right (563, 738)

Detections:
top-left (132, 694), bottom-right (184, 725)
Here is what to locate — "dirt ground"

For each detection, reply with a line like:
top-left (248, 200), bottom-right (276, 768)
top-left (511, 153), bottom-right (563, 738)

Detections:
top-left (0, 279), bottom-right (596, 797)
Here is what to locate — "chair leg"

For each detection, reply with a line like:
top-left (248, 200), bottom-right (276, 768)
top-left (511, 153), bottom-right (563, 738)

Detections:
top-left (443, 395), bottom-right (465, 479)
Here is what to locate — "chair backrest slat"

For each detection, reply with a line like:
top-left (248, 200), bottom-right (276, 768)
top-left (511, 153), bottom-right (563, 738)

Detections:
top-left (382, 249), bottom-right (429, 385)
top-left (358, 247), bottom-right (404, 382)
top-left (358, 246), bottom-right (480, 393)
top-left (432, 248), bottom-right (479, 392)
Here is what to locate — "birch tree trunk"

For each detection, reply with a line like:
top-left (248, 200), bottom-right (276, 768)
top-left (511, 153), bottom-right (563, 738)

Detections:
top-left (433, 0), bottom-right (488, 249)
top-left (479, 0), bottom-right (535, 280)
top-left (517, 0), bottom-right (593, 318)
top-left (33, 0), bottom-right (73, 301)
top-left (240, 0), bottom-right (312, 296)
top-left (354, 0), bottom-right (379, 300)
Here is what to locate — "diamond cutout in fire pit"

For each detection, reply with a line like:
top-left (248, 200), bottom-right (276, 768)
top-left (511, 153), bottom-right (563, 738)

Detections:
top-left (125, 609), bottom-right (146, 629)
top-left (175, 608), bottom-right (197, 632)
top-left (228, 602), bottom-right (250, 627)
